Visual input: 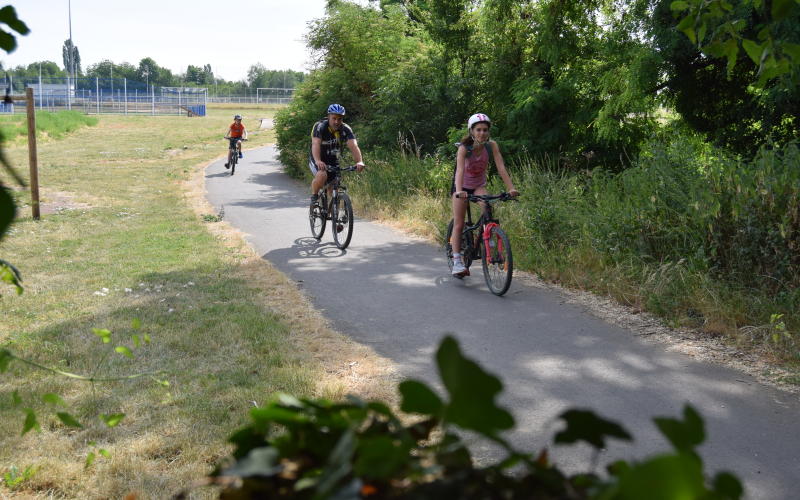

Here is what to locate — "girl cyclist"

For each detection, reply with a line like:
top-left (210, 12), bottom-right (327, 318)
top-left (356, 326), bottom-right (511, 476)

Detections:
top-left (451, 113), bottom-right (519, 278)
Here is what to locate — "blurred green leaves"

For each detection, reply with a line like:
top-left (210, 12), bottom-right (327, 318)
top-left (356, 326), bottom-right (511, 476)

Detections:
top-left (214, 335), bottom-right (744, 499)
top-left (0, 5), bottom-right (29, 53)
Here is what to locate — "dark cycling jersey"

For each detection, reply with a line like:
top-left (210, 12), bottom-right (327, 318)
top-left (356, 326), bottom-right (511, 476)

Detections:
top-left (309, 119), bottom-right (356, 169)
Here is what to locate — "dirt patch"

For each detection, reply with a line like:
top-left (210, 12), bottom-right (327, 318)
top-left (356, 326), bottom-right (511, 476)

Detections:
top-left (39, 190), bottom-right (93, 215)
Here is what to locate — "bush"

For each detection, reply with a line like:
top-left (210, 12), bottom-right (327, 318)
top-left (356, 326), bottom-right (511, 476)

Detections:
top-left (210, 336), bottom-right (743, 499)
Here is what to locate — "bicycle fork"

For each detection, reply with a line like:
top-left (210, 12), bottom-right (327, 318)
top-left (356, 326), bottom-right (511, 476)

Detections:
top-left (482, 222), bottom-right (507, 269)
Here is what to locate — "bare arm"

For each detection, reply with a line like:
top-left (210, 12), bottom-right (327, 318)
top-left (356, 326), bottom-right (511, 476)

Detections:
top-left (491, 141), bottom-right (518, 195)
top-left (311, 136), bottom-right (324, 168)
top-left (224, 126), bottom-right (232, 139)
top-left (454, 146), bottom-right (467, 197)
top-left (242, 126), bottom-right (248, 140)
top-left (347, 139), bottom-right (365, 171)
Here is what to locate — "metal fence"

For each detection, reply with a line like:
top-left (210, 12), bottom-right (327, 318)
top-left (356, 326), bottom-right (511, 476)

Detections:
top-left (3, 77), bottom-right (208, 116)
top-left (207, 96), bottom-right (293, 105)
top-left (2, 76), bottom-right (295, 115)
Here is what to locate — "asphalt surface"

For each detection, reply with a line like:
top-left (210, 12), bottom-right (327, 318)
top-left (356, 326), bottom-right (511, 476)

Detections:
top-left (206, 146), bottom-right (800, 499)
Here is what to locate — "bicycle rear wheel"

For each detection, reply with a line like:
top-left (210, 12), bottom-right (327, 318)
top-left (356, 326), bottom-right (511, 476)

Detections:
top-left (481, 226), bottom-right (513, 296)
top-left (332, 193), bottom-right (354, 249)
top-left (309, 193), bottom-right (326, 240)
top-left (230, 151), bottom-right (237, 175)
top-left (445, 219), bottom-right (473, 271)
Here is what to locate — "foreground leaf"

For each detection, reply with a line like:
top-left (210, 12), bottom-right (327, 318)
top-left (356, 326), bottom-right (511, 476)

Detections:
top-left (100, 413), bottom-right (125, 428)
top-left (22, 409), bottom-right (40, 435)
top-left (436, 335), bottom-right (514, 435)
top-left (653, 405), bottom-right (704, 454)
top-left (56, 412), bottom-right (83, 428)
top-left (399, 380), bottom-right (443, 416)
top-left (555, 409), bottom-right (632, 449)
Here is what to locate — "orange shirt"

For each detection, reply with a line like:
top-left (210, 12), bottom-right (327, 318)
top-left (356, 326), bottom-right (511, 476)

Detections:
top-left (230, 122), bottom-right (245, 138)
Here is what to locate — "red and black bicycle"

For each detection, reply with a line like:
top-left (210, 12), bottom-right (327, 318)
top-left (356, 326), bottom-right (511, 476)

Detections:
top-left (445, 193), bottom-right (515, 296)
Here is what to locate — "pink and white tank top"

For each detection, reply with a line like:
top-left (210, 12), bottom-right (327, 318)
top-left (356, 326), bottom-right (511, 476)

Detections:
top-left (462, 144), bottom-right (489, 190)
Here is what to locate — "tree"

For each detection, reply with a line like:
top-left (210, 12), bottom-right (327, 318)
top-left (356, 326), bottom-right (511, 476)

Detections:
top-left (62, 38), bottom-right (81, 75)
top-left (185, 64), bottom-right (203, 84)
top-left (650, 0), bottom-right (800, 153)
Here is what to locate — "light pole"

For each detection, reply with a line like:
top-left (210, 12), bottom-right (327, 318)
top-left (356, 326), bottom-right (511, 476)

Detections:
top-left (67, 0), bottom-right (75, 109)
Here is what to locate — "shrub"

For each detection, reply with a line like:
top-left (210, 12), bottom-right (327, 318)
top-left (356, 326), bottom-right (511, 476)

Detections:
top-left (210, 336), bottom-right (743, 499)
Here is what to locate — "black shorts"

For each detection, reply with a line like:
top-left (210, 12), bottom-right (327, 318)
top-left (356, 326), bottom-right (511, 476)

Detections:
top-left (450, 184), bottom-right (476, 196)
top-left (308, 156), bottom-right (339, 176)
top-left (228, 137), bottom-right (243, 149)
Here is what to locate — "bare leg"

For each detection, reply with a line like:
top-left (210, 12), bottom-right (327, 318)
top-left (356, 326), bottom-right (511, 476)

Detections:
top-left (311, 170), bottom-right (328, 195)
top-left (451, 195), bottom-right (468, 254)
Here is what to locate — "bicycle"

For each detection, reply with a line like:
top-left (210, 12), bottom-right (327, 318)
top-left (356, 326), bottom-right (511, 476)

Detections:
top-left (445, 193), bottom-right (515, 296)
top-left (309, 165), bottom-right (357, 249)
top-left (225, 138), bottom-right (246, 176)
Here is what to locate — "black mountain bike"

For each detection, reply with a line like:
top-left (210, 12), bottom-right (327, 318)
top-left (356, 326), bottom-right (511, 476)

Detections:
top-left (225, 138), bottom-right (246, 176)
top-left (309, 165), bottom-right (357, 249)
top-left (445, 193), bottom-right (515, 296)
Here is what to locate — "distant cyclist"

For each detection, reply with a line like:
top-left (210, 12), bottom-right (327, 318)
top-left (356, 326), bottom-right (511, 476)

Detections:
top-left (450, 113), bottom-right (519, 277)
top-left (309, 103), bottom-right (365, 204)
top-left (224, 114), bottom-right (248, 169)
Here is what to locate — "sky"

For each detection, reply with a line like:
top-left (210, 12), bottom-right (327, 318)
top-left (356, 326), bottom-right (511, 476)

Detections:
top-left (1, 0), bottom-right (348, 81)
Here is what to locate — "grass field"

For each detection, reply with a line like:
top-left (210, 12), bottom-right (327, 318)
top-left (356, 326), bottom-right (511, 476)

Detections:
top-left (0, 110), bottom-right (98, 143)
top-left (0, 105), bottom-right (393, 498)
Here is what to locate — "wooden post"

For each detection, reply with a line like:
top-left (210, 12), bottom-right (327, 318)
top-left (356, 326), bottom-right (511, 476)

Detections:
top-left (25, 87), bottom-right (41, 220)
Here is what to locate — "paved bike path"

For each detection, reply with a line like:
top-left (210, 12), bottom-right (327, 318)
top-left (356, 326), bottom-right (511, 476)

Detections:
top-left (205, 146), bottom-right (800, 499)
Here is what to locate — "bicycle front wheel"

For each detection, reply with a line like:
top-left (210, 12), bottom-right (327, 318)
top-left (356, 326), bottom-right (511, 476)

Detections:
top-left (481, 226), bottom-right (513, 296)
top-left (230, 152), bottom-right (237, 175)
top-left (332, 193), bottom-right (354, 249)
top-left (309, 193), bottom-right (326, 240)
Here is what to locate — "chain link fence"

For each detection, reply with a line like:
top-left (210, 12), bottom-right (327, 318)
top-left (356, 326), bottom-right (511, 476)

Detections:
top-left (3, 77), bottom-right (208, 116)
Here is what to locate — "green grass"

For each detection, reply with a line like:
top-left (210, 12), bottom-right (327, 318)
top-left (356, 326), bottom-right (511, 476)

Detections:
top-left (0, 110), bottom-right (98, 142)
top-left (0, 105), bottom-right (354, 498)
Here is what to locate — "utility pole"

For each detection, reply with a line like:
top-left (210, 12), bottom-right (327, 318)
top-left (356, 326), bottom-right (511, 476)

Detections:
top-left (67, 0), bottom-right (74, 110)
top-left (25, 88), bottom-right (40, 220)
top-left (38, 62), bottom-right (42, 109)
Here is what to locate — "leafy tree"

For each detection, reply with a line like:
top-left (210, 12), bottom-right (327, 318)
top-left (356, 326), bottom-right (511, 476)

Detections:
top-left (85, 59), bottom-right (137, 80)
top-left (651, 0), bottom-right (799, 153)
top-left (136, 57), bottom-right (158, 87)
top-left (185, 64), bottom-right (205, 84)
top-left (671, 0), bottom-right (800, 87)
top-left (61, 38), bottom-right (81, 75)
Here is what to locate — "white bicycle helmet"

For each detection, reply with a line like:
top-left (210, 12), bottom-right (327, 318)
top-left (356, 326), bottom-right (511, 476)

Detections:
top-left (467, 113), bottom-right (491, 130)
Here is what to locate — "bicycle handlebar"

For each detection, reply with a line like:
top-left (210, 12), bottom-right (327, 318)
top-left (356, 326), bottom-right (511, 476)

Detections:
top-left (325, 165), bottom-right (358, 173)
top-left (467, 192), bottom-right (517, 203)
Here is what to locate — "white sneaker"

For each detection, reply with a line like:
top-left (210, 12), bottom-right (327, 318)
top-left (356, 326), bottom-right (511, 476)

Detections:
top-left (452, 255), bottom-right (467, 277)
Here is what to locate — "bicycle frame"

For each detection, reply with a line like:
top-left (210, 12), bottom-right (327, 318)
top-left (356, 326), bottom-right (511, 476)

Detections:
top-left (462, 199), bottom-right (503, 260)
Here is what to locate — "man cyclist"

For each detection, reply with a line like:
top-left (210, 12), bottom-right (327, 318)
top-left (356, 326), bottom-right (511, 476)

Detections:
top-left (309, 104), bottom-right (365, 204)
top-left (224, 114), bottom-right (248, 169)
